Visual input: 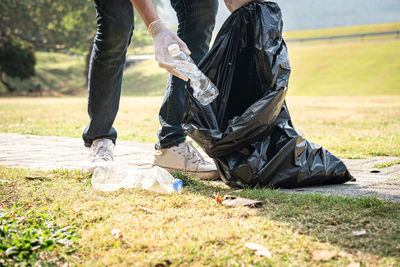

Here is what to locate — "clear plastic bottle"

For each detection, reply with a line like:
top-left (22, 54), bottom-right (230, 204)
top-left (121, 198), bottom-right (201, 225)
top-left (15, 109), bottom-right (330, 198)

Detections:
top-left (91, 162), bottom-right (128, 191)
top-left (168, 44), bottom-right (219, 106)
top-left (141, 166), bottom-right (183, 194)
top-left (91, 164), bottom-right (183, 193)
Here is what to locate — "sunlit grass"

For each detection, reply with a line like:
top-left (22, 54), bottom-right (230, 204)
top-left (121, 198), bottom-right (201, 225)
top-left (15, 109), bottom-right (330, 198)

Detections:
top-left (1, 166), bottom-right (399, 266)
top-left (0, 96), bottom-right (399, 158)
top-left (287, 39), bottom-right (400, 96)
top-left (283, 22), bottom-right (400, 40)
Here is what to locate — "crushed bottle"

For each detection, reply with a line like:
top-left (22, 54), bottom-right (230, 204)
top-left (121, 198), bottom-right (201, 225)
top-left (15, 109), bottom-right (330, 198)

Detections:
top-left (141, 166), bottom-right (183, 194)
top-left (91, 163), bottom-right (183, 193)
top-left (168, 44), bottom-right (219, 106)
top-left (91, 162), bottom-right (128, 192)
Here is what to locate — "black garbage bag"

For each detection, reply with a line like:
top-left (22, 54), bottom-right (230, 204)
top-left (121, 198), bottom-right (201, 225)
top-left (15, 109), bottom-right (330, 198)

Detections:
top-left (182, 1), bottom-right (354, 188)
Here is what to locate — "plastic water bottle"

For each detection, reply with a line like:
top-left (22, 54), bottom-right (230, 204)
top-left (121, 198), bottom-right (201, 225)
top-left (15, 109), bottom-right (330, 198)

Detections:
top-left (91, 162), bottom-right (128, 191)
top-left (141, 166), bottom-right (183, 194)
top-left (91, 164), bottom-right (183, 193)
top-left (168, 44), bottom-right (219, 105)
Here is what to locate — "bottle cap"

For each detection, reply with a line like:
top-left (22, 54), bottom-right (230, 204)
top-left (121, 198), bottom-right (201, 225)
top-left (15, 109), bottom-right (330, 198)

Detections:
top-left (168, 44), bottom-right (180, 56)
top-left (173, 178), bottom-right (183, 191)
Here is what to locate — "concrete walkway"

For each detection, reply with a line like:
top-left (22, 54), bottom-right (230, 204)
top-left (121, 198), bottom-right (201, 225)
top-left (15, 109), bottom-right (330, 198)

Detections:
top-left (1, 133), bottom-right (399, 202)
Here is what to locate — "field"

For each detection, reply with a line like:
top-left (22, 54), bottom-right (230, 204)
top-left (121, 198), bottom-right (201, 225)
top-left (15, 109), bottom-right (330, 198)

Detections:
top-left (0, 96), bottom-right (399, 159)
top-left (1, 167), bottom-right (400, 266)
top-left (1, 23), bottom-right (400, 266)
top-left (283, 22), bottom-right (400, 40)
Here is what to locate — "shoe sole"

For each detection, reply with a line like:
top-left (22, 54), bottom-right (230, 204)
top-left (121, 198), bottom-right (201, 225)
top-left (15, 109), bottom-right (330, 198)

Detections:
top-left (154, 165), bottom-right (220, 180)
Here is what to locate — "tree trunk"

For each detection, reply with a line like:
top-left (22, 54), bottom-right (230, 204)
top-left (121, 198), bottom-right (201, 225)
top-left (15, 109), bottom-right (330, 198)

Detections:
top-left (0, 72), bottom-right (16, 92)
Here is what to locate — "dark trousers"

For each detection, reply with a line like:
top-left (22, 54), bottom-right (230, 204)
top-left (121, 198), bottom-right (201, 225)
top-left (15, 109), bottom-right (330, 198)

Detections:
top-left (83, 0), bottom-right (218, 148)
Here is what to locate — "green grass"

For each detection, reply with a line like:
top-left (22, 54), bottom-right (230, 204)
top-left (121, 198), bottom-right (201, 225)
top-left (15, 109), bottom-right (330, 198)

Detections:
top-left (0, 96), bottom-right (399, 158)
top-left (0, 205), bottom-right (80, 266)
top-left (287, 40), bottom-right (400, 96)
top-left (1, 166), bottom-right (399, 266)
top-left (373, 160), bottom-right (400, 169)
top-left (0, 52), bottom-right (86, 95)
top-left (283, 22), bottom-right (400, 40)
top-left (122, 60), bottom-right (168, 96)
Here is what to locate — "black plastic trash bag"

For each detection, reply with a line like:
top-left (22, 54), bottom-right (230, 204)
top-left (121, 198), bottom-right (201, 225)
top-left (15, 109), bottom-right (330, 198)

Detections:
top-left (182, 1), bottom-right (353, 188)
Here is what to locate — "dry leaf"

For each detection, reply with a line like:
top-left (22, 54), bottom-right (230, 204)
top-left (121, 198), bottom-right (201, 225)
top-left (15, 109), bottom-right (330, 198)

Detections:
top-left (24, 176), bottom-right (49, 181)
top-left (216, 193), bottom-right (224, 203)
top-left (138, 206), bottom-right (157, 214)
top-left (222, 195), bottom-right (263, 208)
top-left (244, 242), bottom-right (272, 258)
top-left (111, 228), bottom-right (123, 239)
top-left (69, 207), bottom-right (85, 214)
top-left (311, 250), bottom-right (336, 261)
top-left (352, 230), bottom-right (367, 237)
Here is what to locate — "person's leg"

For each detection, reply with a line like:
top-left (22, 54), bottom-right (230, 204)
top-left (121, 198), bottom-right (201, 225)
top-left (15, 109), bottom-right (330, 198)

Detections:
top-left (157, 0), bottom-right (219, 149)
top-left (83, 0), bottom-right (134, 148)
top-left (153, 0), bottom-right (220, 180)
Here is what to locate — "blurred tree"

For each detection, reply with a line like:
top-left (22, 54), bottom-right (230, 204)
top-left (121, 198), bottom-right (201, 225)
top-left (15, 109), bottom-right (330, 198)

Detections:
top-left (0, 37), bottom-right (36, 92)
top-left (0, 0), bottom-right (162, 53)
top-left (0, 0), bottom-right (96, 54)
top-left (0, 0), bottom-right (162, 91)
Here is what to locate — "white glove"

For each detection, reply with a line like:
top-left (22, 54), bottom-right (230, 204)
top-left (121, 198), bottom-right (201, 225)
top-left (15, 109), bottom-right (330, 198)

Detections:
top-left (224, 0), bottom-right (253, 12)
top-left (148, 19), bottom-right (191, 81)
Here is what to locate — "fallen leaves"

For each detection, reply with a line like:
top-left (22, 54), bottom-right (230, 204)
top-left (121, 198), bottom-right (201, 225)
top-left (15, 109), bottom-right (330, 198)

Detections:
top-left (24, 175), bottom-right (51, 181)
top-left (69, 207), bottom-right (85, 214)
top-left (222, 195), bottom-right (263, 208)
top-left (310, 249), bottom-right (336, 261)
top-left (111, 229), bottom-right (123, 239)
top-left (215, 193), bottom-right (224, 203)
top-left (215, 193), bottom-right (263, 208)
top-left (138, 206), bottom-right (157, 214)
top-left (244, 242), bottom-right (272, 258)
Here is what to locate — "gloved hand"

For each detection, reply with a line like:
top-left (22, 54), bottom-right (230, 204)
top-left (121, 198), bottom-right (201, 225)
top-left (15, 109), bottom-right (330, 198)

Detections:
top-left (224, 0), bottom-right (253, 12)
top-left (148, 19), bottom-right (191, 81)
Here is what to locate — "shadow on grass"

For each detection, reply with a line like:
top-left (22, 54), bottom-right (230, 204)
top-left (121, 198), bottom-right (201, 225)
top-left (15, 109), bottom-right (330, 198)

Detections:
top-left (174, 172), bottom-right (400, 260)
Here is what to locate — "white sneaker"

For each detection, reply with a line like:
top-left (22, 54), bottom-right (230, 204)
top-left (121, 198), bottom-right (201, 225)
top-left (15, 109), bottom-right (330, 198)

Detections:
top-left (153, 141), bottom-right (220, 180)
top-left (83, 138), bottom-right (115, 174)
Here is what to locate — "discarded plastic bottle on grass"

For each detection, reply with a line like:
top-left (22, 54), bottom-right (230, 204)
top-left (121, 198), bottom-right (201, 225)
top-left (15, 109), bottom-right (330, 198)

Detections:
top-left (91, 163), bottom-right (182, 193)
top-left (141, 166), bottom-right (183, 194)
top-left (91, 163), bottom-right (128, 191)
top-left (168, 44), bottom-right (219, 105)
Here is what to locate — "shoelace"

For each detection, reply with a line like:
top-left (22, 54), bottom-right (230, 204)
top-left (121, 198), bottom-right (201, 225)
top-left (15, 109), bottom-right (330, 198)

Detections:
top-left (88, 141), bottom-right (113, 161)
top-left (175, 141), bottom-right (205, 172)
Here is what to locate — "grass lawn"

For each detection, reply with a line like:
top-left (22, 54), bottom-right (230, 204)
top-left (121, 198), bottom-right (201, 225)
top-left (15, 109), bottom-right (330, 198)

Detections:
top-left (0, 52), bottom-right (86, 95)
top-left (0, 96), bottom-right (399, 159)
top-left (287, 40), bottom-right (400, 96)
top-left (283, 22), bottom-right (400, 40)
top-left (1, 167), bottom-right (399, 266)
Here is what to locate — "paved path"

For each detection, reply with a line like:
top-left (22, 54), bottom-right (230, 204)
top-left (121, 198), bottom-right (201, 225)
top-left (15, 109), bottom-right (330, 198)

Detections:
top-left (1, 133), bottom-right (399, 202)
